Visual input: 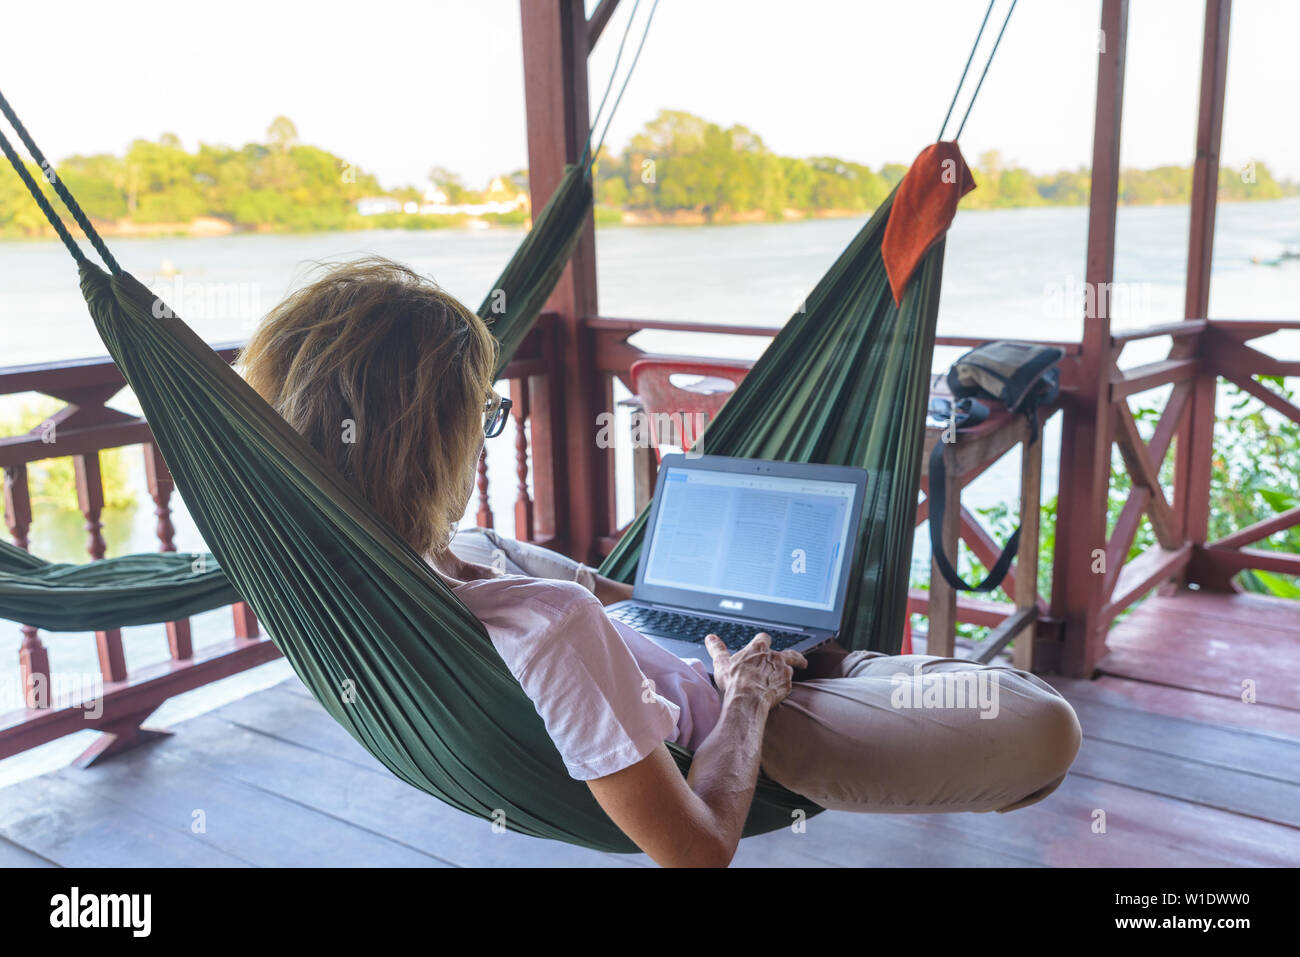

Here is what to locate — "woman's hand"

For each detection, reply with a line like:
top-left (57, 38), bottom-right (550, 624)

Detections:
top-left (705, 633), bottom-right (807, 712)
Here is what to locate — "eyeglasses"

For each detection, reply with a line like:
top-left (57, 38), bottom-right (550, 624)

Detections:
top-left (483, 394), bottom-right (512, 438)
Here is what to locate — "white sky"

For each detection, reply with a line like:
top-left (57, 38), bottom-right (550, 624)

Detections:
top-left (2, 0), bottom-right (1295, 190)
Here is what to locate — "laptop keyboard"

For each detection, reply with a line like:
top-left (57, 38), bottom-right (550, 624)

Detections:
top-left (607, 606), bottom-right (809, 652)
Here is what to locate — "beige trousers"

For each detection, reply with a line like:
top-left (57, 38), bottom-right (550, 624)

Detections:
top-left (760, 642), bottom-right (1082, 814)
top-left (451, 529), bottom-right (1083, 814)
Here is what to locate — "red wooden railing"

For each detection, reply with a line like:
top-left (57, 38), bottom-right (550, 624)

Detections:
top-left (2, 309), bottom-right (1297, 761)
top-left (0, 337), bottom-right (556, 764)
top-left (0, 344), bottom-right (275, 765)
top-left (1102, 319), bottom-right (1300, 626)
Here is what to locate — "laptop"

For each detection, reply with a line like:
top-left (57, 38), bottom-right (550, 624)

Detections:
top-left (606, 453), bottom-right (868, 673)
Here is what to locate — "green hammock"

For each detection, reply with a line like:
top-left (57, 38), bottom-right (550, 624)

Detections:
top-left (0, 106), bottom-right (949, 852)
top-left (0, 539), bottom-right (238, 631)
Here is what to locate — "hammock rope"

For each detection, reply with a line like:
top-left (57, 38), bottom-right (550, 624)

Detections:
top-left (0, 90), bottom-right (120, 274)
top-left (951, 0), bottom-right (1018, 141)
top-left (937, 0), bottom-right (995, 142)
top-left (580, 0), bottom-right (645, 169)
top-left (588, 0), bottom-right (660, 167)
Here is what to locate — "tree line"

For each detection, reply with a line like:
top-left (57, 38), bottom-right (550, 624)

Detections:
top-left (1, 110), bottom-right (1294, 237)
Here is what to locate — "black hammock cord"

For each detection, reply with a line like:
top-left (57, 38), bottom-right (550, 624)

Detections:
top-left (0, 90), bottom-right (120, 274)
top-left (937, 0), bottom-right (1017, 143)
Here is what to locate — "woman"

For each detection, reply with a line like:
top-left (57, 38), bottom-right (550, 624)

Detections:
top-left (240, 257), bottom-right (1081, 868)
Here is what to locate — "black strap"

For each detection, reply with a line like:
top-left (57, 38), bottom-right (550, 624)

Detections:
top-left (928, 440), bottom-right (1021, 593)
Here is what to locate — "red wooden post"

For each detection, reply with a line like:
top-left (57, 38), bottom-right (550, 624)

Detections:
top-left (520, 0), bottom-right (612, 564)
top-left (4, 465), bottom-right (50, 708)
top-left (1052, 0), bottom-right (1128, 677)
top-left (231, 602), bottom-right (260, 639)
top-left (1174, 0), bottom-right (1231, 568)
top-left (145, 442), bottom-right (192, 660)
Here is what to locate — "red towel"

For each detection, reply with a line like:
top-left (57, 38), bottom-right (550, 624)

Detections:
top-left (881, 142), bottom-right (976, 306)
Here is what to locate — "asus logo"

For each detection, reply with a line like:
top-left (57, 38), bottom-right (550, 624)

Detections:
top-left (719, 599), bottom-right (744, 611)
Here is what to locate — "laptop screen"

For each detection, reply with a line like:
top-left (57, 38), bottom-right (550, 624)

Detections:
top-left (641, 464), bottom-right (858, 613)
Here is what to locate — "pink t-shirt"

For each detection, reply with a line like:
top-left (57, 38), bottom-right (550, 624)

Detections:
top-left (453, 575), bottom-right (723, 780)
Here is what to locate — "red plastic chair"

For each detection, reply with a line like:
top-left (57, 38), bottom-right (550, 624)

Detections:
top-left (629, 357), bottom-right (752, 458)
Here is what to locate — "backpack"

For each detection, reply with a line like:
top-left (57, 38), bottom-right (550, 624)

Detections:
top-left (929, 342), bottom-right (1063, 594)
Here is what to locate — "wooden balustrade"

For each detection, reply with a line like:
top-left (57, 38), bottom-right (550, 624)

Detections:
top-left (1093, 318), bottom-right (1300, 636)
top-left (1, 309), bottom-right (1294, 761)
top-left (0, 344), bottom-right (274, 765)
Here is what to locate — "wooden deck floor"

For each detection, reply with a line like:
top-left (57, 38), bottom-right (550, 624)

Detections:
top-left (1, 586), bottom-right (1298, 867)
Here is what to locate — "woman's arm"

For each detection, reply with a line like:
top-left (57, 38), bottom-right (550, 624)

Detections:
top-left (591, 574), bottom-right (633, 606)
top-left (586, 634), bottom-right (805, 867)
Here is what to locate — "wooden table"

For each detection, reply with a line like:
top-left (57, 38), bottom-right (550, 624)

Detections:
top-left (921, 374), bottom-right (1057, 669)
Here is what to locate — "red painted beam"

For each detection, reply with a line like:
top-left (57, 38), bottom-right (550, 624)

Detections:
top-left (1053, 0), bottom-right (1128, 678)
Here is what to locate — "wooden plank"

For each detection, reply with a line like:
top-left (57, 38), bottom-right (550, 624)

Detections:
top-left (1106, 601), bottom-right (1300, 673)
top-left (1222, 371), bottom-right (1300, 426)
top-left (1111, 319), bottom-right (1207, 343)
top-left (1060, 689), bottom-right (1300, 783)
top-left (1070, 735), bottom-right (1300, 828)
top-left (1210, 504), bottom-right (1300, 550)
top-left (1146, 588), bottom-right (1300, 629)
top-left (0, 772), bottom-right (251, 867)
top-left (978, 606), bottom-right (1037, 664)
top-left (1098, 645), bottom-right (1300, 710)
top-left (0, 835), bottom-right (57, 868)
top-left (586, 0), bottom-right (621, 52)
top-left (1058, 674), bottom-right (1300, 738)
top-left (49, 740), bottom-right (446, 868)
top-left (1112, 403), bottom-right (1179, 549)
top-left (997, 769), bottom-right (1300, 866)
top-left (732, 807), bottom-right (1045, 868)
top-left (1195, 546), bottom-right (1300, 579)
top-left (1013, 433), bottom-right (1043, 670)
top-left (171, 708), bottom-right (641, 868)
top-left (211, 682), bottom-right (400, 770)
top-left (1102, 544), bottom-right (1191, 620)
top-left (1109, 357), bottom-right (1198, 399)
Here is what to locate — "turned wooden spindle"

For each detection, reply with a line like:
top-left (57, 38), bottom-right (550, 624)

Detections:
top-left (476, 447), bottom-right (494, 528)
top-left (74, 452), bottom-right (127, 683)
top-left (144, 443), bottom-right (192, 659)
top-left (4, 465), bottom-right (51, 708)
top-left (512, 379), bottom-right (534, 541)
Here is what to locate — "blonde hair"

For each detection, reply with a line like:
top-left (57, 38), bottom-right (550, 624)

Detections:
top-left (239, 257), bottom-right (498, 556)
